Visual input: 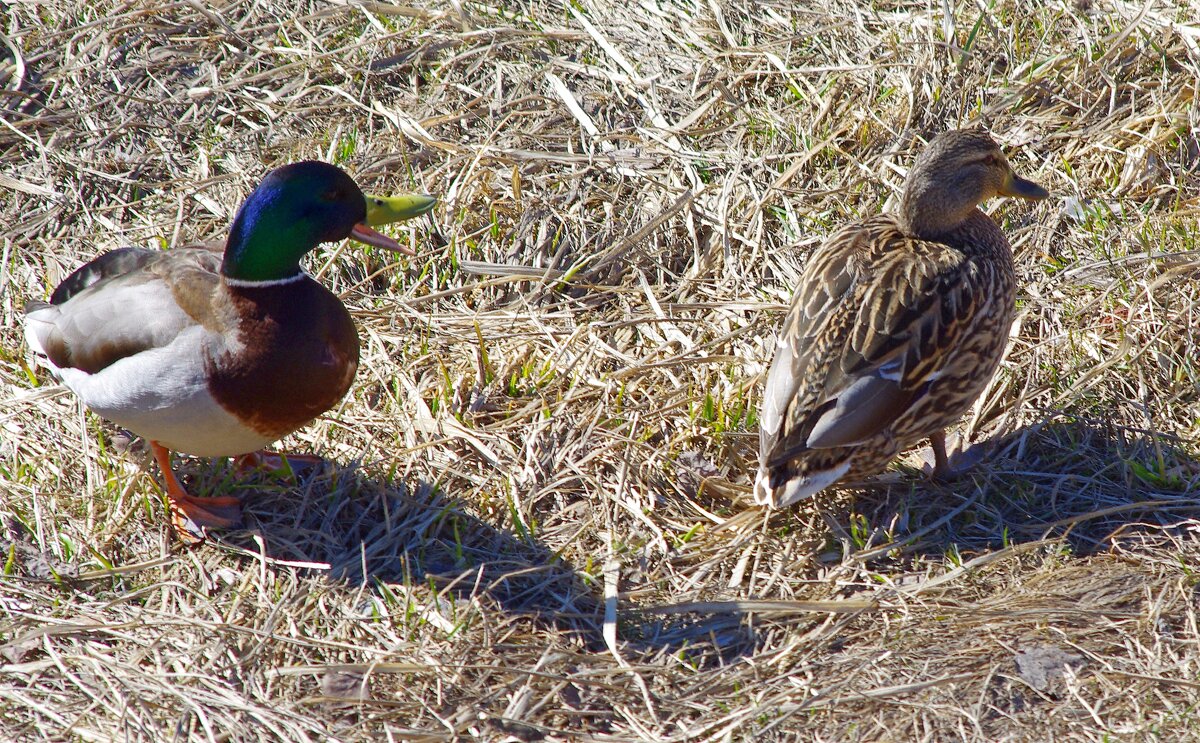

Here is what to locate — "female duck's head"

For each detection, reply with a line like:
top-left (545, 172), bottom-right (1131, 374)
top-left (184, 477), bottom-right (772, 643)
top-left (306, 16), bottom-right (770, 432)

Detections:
top-left (901, 128), bottom-right (1049, 239)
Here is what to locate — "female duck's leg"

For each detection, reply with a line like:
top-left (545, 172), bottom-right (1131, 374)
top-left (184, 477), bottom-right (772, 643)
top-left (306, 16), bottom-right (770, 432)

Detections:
top-left (929, 430), bottom-right (950, 479)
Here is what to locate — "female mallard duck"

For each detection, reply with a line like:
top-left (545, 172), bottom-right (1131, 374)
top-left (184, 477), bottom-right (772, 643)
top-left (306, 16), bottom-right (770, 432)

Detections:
top-left (754, 128), bottom-right (1049, 508)
top-left (24, 161), bottom-right (436, 541)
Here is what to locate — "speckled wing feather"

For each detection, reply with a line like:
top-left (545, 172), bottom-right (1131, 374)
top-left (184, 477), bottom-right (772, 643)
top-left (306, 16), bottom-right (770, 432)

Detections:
top-left (757, 212), bottom-right (1006, 506)
top-left (25, 247), bottom-right (224, 375)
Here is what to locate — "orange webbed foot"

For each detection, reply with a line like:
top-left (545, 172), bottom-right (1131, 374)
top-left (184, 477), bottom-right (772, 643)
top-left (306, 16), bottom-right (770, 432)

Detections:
top-left (233, 450), bottom-right (324, 476)
top-left (151, 442), bottom-right (243, 544)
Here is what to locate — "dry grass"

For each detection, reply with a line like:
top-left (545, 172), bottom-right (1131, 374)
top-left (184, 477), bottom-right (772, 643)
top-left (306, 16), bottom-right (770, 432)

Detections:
top-left (2, 0), bottom-right (1200, 739)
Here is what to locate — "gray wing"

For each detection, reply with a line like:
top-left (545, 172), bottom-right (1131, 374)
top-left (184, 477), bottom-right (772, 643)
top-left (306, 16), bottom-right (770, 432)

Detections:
top-left (25, 247), bottom-right (223, 374)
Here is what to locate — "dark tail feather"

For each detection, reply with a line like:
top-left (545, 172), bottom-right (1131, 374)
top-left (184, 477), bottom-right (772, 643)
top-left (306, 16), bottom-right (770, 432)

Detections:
top-left (48, 247), bottom-right (158, 304)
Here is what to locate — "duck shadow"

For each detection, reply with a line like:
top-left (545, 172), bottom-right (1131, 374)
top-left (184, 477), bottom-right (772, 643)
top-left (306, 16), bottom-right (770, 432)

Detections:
top-left (628, 416), bottom-right (1200, 663)
top-left (194, 457), bottom-right (780, 665)
top-left (170, 414), bottom-right (1199, 670)
top-left (204, 462), bottom-right (606, 649)
top-left (822, 415), bottom-right (1200, 561)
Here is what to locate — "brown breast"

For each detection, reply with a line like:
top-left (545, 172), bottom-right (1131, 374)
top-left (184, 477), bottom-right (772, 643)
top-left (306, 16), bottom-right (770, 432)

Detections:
top-left (204, 278), bottom-right (360, 440)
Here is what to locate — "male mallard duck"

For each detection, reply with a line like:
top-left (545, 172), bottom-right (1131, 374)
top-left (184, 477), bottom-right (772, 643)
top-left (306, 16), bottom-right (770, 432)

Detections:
top-left (24, 161), bottom-right (436, 541)
top-left (754, 128), bottom-right (1049, 508)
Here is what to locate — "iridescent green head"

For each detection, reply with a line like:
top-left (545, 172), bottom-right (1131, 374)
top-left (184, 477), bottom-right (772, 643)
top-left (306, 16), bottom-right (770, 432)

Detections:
top-left (221, 161), bottom-right (428, 282)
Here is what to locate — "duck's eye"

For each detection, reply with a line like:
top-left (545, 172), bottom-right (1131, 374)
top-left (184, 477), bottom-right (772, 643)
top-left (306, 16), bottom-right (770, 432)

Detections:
top-left (982, 153), bottom-right (1002, 167)
top-left (322, 188), bottom-right (344, 202)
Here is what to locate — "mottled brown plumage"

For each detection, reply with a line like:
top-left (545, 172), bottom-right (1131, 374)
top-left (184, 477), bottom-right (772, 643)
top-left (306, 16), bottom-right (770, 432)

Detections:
top-left (754, 128), bottom-right (1049, 508)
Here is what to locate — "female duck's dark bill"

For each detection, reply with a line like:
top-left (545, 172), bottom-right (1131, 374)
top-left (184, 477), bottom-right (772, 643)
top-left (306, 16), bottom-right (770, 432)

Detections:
top-left (1000, 172), bottom-right (1050, 200)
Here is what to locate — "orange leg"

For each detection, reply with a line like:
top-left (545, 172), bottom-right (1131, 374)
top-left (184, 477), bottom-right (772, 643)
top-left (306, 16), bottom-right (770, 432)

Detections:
top-left (233, 450), bottom-right (323, 475)
top-left (151, 441), bottom-right (242, 543)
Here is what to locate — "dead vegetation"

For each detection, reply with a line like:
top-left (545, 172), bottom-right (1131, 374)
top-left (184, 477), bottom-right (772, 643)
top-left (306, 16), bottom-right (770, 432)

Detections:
top-left (2, 0), bottom-right (1200, 740)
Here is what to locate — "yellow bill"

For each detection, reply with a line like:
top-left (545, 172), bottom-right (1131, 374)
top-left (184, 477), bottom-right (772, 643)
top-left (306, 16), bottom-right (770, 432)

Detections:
top-left (364, 193), bottom-right (437, 226)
